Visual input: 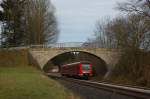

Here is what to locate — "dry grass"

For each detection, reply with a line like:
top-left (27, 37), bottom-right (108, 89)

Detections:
top-left (0, 49), bottom-right (29, 67)
top-left (109, 51), bottom-right (150, 87)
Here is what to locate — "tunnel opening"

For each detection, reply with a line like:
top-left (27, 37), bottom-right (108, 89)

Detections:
top-left (43, 51), bottom-right (108, 80)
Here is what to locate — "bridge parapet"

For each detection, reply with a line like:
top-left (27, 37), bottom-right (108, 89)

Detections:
top-left (29, 42), bottom-right (118, 49)
top-left (0, 42), bottom-right (118, 49)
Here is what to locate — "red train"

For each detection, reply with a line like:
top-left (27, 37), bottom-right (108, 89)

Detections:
top-left (60, 61), bottom-right (93, 79)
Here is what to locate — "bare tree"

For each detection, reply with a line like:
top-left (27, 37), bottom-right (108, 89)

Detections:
top-left (24, 0), bottom-right (59, 45)
top-left (93, 20), bottom-right (109, 48)
top-left (85, 18), bottom-right (118, 48)
top-left (117, 0), bottom-right (150, 18)
top-left (85, 0), bottom-right (150, 86)
top-left (117, 0), bottom-right (150, 50)
top-left (87, 13), bottom-right (150, 51)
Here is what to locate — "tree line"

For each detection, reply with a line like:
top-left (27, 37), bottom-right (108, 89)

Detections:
top-left (87, 0), bottom-right (150, 50)
top-left (86, 0), bottom-right (150, 86)
top-left (0, 0), bottom-right (59, 47)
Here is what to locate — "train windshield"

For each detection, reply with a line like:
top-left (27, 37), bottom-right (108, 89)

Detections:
top-left (82, 64), bottom-right (90, 70)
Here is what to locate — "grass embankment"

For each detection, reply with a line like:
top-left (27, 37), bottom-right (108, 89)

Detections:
top-left (108, 51), bottom-right (150, 87)
top-left (0, 49), bottom-right (79, 99)
top-left (91, 51), bottom-right (150, 88)
top-left (0, 49), bottom-right (29, 67)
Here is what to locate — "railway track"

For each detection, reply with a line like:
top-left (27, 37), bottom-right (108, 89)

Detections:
top-left (47, 74), bottom-right (150, 99)
top-left (96, 80), bottom-right (150, 91)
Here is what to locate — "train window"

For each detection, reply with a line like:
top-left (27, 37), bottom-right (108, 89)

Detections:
top-left (82, 64), bottom-right (90, 70)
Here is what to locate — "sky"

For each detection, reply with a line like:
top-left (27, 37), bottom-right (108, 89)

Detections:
top-left (51, 0), bottom-right (125, 43)
top-left (0, 0), bottom-right (126, 43)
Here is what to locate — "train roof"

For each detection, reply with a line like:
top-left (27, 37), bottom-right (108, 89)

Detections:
top-left (62, 61), bottom-right (91, 67)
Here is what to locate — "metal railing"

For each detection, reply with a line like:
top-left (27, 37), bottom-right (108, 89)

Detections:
top-left (0, 42), bottom-right (119, 49)
top-left (30, 42), bottom-right (118, 48)
top-left (30, 42), bottom-right (84, 48)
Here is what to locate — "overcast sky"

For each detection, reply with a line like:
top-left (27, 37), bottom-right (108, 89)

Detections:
top-left (51, 0), bottom-right (125, 43)
top-left (0, 0), bottom-right (126, 43)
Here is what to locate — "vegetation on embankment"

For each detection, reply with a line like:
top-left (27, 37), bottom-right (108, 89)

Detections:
top-left (0, 49), bottom-right (80, 99)
top-left (83, 0), bottom-right (150, 88)
top-left (109, 51), bottom-right (150, 88)
top-left (0, 49), bottom-right (29, 67)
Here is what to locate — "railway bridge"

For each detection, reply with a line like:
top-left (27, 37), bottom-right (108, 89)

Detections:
top-left (28, 42), bottom-right (123, 71)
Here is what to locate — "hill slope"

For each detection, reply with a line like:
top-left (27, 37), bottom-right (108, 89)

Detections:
top-left (0, 49), bottom-right (79, 99)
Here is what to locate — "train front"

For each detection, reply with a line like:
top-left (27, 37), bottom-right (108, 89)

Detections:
top-left (79, 62), bottom-right (93, 78)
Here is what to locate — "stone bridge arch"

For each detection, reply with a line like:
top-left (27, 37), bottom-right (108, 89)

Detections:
top-left (48, 50), bottom-right (107, 62)
top-left (44, 50), bottom-right (109, 76)
top-left (29, 48), bottom-right (123, 71)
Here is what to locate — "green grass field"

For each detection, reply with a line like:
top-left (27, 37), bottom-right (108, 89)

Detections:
top-left (0, 49), bottom-right (79, 99)
top-left (0, 66), bottom-right (79, 99)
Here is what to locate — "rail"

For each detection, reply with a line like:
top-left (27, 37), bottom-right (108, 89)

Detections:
top-left (47, 74), bottom-right (150, 99)
top-left (65, 78), bottom-right (150, 99)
